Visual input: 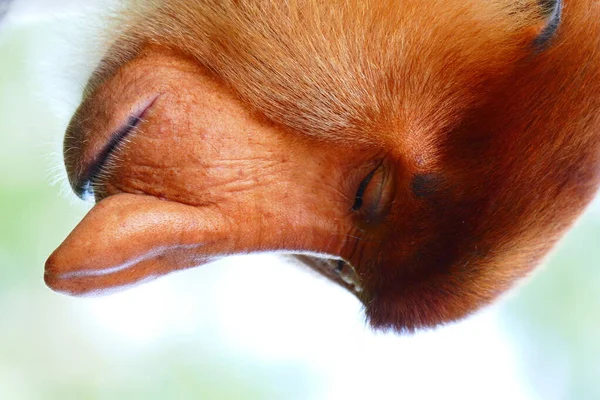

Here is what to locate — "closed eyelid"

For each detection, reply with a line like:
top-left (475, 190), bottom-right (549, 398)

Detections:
top-left (352, 161), bottom-right (385, 211)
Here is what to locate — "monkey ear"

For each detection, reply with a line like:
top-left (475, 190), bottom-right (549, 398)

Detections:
top-left (534, 0), bottom-right (562, 51)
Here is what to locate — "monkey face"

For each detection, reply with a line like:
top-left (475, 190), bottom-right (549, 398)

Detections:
top-left (47, 47), bottom-right (389, 307)
top-left (45, 0), bottom-right (600, 332)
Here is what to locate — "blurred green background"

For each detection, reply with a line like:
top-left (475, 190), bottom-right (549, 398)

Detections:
top-left (0, 3), bottom-right (599, 400)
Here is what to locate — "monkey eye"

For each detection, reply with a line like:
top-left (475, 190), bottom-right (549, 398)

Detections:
top-left (79, 113), bottom-right (144, 200)
top-left (352, 161), bottom-right (393, 223)
top-left (74, 96), bottom-right (159, 201)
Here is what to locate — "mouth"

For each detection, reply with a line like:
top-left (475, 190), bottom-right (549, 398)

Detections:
top-left (294, 255), bottom-right (364, 296)
top-left (73, 95), bottom-right (160, 200)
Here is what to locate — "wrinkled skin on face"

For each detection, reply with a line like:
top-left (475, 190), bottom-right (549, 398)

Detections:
top-left (45, 0), bottom-right (600, 332)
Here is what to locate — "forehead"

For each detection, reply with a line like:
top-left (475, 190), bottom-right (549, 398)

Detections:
top-left (92, 0), bottom-right (544, 143)
top-left (84, 39), bottom-right (142, 99)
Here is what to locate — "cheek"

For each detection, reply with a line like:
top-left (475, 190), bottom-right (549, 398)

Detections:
top-left (100, 119), bottom-right (211, 203)
top-left (98, 120), bottom-right (305, 208)
top-left (368, 175), bottom-right (482, 271)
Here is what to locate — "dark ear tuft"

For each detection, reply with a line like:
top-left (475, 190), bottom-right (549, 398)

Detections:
top-left (534, 0), bottom-right (562, 51)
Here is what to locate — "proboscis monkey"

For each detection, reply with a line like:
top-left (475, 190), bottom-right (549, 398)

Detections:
top-left (44, 0), bottom-right (600, 332)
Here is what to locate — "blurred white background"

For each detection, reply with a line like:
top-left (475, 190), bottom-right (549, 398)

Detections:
top-left (1, 1), bottom-right (599, 399)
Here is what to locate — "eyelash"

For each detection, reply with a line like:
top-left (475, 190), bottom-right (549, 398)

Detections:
top-left (351, 164), bottom-right (379, 211)
top-left (80, 114), bottom-right (144, 200)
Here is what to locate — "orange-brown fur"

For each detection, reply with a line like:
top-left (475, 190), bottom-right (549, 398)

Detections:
top-left (101, 0), bottom-right (545, 141)
top-left (50, 0), bottom-right (600, 332)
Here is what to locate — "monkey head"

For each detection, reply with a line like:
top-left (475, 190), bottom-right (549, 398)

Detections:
top-left (45, 0), bottom-right (600, 332)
